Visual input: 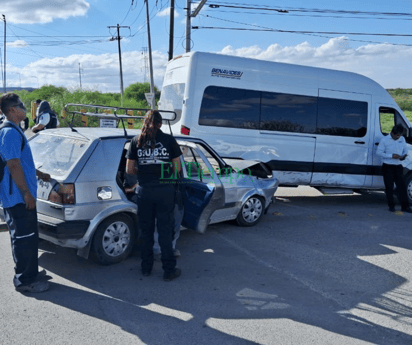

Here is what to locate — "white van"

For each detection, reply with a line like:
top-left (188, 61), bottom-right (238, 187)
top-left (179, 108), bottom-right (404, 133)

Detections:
top-left (159, 51), bottom-right (412, 201)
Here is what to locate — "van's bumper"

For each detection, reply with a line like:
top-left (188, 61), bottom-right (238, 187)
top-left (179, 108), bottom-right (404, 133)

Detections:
top-left (38, 213), bottom-right (90, 241)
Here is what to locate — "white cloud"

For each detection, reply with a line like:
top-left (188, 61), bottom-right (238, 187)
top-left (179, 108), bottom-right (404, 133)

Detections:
top-left (157, 8), bottom-right (180, 18)
top-left (9, 50), bottom-right (169, 92)
top-left (219, 37), bottom-right (412, 88)
top-left (7, 40), bottom-right (28, 48)
top-left (1, 0), bottom-right (90, 24)
top-left (7, 38), bottom-right (412, 92)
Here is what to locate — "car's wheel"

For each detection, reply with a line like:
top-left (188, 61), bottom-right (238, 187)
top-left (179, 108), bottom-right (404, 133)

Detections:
top-left (405, 174), bottom-right (412, 204)
top-left (236, 195), bottom-right (264, 227)
top-left (93, 214), bottom-right (136, 265)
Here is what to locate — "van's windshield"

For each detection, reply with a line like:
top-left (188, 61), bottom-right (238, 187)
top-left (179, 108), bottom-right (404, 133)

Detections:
top-left (159, 83), bottom-right (185, 124)
top-left (30, 134), bottom-right (90, 177)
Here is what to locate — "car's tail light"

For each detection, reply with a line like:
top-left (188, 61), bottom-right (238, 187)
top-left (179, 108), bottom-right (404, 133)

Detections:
top-left (181, 125), bottom-right (190, 135)
top-left (48, 183), bottom-right (75, 204)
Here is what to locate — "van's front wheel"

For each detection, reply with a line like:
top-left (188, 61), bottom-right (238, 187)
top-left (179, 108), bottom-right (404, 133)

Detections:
top-left (405, 174), bottom-right (412, 204)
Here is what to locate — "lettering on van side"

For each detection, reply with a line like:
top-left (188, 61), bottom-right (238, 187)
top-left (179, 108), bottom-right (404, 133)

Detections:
top-left (211, 68), bottom-right (243, 79)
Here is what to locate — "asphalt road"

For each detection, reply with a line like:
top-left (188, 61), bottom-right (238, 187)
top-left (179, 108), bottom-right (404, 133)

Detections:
top-left (1, 187), bottom-right (412, 344)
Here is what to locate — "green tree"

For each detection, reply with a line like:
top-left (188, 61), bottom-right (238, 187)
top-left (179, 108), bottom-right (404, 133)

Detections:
top-left (124, 82), bottom-right (160, 105)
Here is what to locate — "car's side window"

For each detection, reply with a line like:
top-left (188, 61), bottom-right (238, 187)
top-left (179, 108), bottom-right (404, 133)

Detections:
top-left (197, 145), bottom-right (222, 175)
top-left (180, 145), bottom-right (214, 183)
top-left (181, 146), bottom-right (200, 181)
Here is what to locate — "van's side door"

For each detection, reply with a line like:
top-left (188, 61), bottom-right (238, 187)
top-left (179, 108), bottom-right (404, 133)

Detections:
top-left (259, 91), bottom-right (318, 185)
top-left (371, 105), bottom-right (410, 188)
top-left (311, 90), bottom-right (372, 187)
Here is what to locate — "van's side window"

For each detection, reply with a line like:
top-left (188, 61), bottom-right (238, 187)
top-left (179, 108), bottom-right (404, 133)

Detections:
top-left (379, 107), bottom-right (409, 136)
top-left (379, 108), bottom-right (395, 134)
top-left (317, 98), bottom-right (368, 137)
top-left (199, 86), bottom-right (259, 129)
top-left (260, 92), bottom-right (317, 133)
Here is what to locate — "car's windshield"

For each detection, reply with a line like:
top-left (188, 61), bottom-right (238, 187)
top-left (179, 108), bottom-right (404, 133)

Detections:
top-left (30, 134), bottom-right (90, 177)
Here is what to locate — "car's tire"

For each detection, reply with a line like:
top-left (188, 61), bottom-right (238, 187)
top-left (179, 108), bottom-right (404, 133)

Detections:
top-left (92, 214), bottom-right (136, 265)
top-left (405, 174), bottom-right (412, 205)
top-left (236, 195), bottom-right (264, 227)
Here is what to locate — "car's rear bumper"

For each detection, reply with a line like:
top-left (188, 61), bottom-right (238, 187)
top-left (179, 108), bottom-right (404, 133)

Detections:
top-left (38, 213), bottom-right (90, 241)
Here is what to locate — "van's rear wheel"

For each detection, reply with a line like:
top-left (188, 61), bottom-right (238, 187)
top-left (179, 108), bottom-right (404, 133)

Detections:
top-left (405, 174), bottom-right (412, 204)
top-left (93, 214), bottom-right (136, 265)
top-left (236, 196), bottom-right (264, 227)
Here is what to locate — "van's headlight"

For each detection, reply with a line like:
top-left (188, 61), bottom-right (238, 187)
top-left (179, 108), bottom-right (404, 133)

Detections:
top-left (97, 187), bottom-right (112, 200)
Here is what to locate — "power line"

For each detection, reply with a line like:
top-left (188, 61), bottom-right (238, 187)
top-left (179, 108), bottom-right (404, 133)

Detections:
top-left (120, 1), bottom-right (135, 25)
top-left (195, 14), bottom-right (412, 46)
top-left (7, 23), bottom-right (115, 55)
top-left (130, 0), bottom-right (169, 37)
top-left (6, 35), bottom-right (111, 38)
top-left (193, 26), bottom-right (412, 37)
top-left (207, 9), bottom-right (412, 21)
top-left (207, 2), bottom-right (412, 17)
top-left (128, 2), bottom-right (146, 27)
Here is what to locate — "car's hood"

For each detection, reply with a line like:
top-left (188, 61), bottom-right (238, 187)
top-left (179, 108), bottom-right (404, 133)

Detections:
top-left (224, 158), bottom-right (273, 178)
top-left (224, 158), bottom-right (261, 170)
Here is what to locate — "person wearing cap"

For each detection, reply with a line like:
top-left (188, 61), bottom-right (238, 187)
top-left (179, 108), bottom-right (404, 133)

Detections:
top-left (0, 93), bottom-right (52, 293)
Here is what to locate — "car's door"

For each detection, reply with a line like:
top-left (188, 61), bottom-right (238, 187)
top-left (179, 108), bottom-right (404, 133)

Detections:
top-left (178, 142), bottom-right (225, 233)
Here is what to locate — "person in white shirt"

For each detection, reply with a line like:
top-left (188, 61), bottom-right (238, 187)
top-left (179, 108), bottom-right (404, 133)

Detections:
top-left (376, 124), bottom-right (412, 213)
top-left (32, 100), bottom-right (60, 133)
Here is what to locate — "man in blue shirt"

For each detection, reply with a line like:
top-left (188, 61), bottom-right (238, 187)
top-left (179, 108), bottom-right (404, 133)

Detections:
top-left (376, 124), bottom-right (412, 213)
top-left (0, 93), bottom-right (52, 293)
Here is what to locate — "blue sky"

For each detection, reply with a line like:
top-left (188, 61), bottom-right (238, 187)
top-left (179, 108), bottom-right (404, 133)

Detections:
top-left (2, 0), bottom-right (412, 92)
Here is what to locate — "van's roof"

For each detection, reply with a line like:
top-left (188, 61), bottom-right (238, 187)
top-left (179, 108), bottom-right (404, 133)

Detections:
top-left (170, 51), bottom-right (396, 106)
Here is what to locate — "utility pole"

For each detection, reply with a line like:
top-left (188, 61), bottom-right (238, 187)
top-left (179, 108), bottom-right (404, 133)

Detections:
top-left (141, 47), bottom-right (148, 82)
top-left (144, 0), bottom-right (156, 109)
top-left (108, 24), bottom-right (129, 105)
top-left (78, 63), bottom-right (83, 89)
top-left (168, 0), bottom-right (175, 60)
top-left (186, 0), bottom-right (207, 53)
top-left (2, 15), bottom-right (6, 93)
top-left (185, 0), bottom-right (191, 53)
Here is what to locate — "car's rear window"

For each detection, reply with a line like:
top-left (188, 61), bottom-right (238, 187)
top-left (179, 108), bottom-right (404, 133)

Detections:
top-left (30, 134), bottom-right (90, 177)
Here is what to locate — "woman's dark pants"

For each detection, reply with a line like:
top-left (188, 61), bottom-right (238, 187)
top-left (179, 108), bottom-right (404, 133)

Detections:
top-left (137, 184), bottom-right (176, 274)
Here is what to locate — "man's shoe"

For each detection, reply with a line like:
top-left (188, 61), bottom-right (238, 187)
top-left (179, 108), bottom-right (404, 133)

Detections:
top-left (389, 206), bottom-right (396, 212)
top-left (173, 249), bottom-right (181, 258)
top-left (401, 207), bottom-right (412, 213)
top-left (16, 281), bottom-right (50, 293)
top-left (36, 269), bottom-right (52, 281)
top-left (163, 268), bottom-right (181, 282)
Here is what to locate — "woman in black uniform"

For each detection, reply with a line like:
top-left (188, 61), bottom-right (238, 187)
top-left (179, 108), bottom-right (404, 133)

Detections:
top-left (126, 110), bottom-right (182, 281)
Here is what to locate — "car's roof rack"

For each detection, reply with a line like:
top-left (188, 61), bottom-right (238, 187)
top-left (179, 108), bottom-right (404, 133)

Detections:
top-left (64, 104), bottom-right (177, 137)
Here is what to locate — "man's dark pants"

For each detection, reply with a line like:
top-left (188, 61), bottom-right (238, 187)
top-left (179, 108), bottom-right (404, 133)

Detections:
top-left (382, 163), bottom-right (410, 209)
top-left (3, 203), bottom-right (39, 287)
top-left (137, 184), bottom-right (176, 274)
